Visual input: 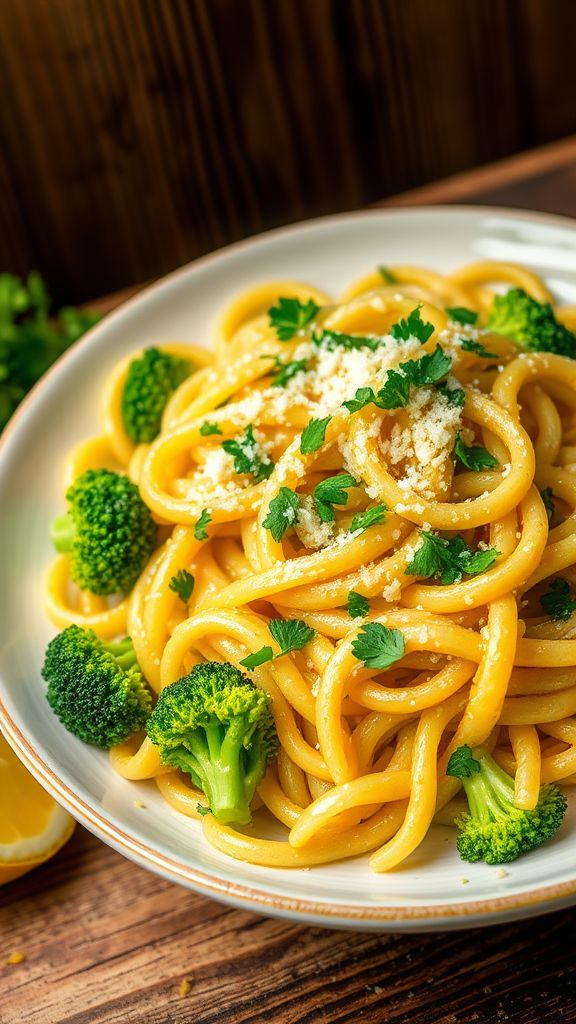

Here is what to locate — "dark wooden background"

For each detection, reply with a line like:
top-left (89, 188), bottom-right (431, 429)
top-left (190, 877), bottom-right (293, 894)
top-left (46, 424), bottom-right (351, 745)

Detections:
top-left (1, 0), bottom-right (575, 304)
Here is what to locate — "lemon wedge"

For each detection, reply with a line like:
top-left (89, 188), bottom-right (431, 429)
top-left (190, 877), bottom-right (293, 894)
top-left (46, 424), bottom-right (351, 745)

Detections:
top-left (0, 731), bottom-right (75, 884)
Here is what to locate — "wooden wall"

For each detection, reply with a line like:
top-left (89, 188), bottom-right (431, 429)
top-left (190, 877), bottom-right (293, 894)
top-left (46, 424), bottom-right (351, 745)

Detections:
top-left (0, 0), bottom-right (574, 303)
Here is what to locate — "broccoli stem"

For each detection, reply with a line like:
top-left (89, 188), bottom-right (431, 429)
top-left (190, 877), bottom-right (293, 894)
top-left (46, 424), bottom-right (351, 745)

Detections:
top-left (206, 717), bottom-right (255, 825)
top-left (51, 512), bottom-right (76, 553)
top-left (462, 749), bottom-right (517, 823)
top-left (102, 637), bottom-right (138, 671)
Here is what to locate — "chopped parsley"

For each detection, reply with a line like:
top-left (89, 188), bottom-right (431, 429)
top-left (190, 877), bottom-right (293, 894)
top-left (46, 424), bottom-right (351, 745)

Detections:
top-left (406, 530), bottom-right (499, 584)
top-left (268, 297), bottom-right (319, 341)
top-left (373, 369), bottom-right (412, 410)
top-left (239, 647), bottom-right (274, 670)
top-left (460, 337), bottom-right (497, 358)
top-left (262, 487), bottom-right (300, 541)
top-left (199, 421), bottom-right (222, 436)
top-left (271, 358), bottom-right (308, 388)
top-left (378, 265), bottom-right (397, 284)
top-left (313, 473), bottom-right (357, 523)
top-left (168, 569), bottom-right (195, 603)
top-left (240, 618), bottom-right (315, 670)
top-left (446, 307), bottom-right (479, 326)
top-left (390, 305), bottom-right (434, 345)
top-left (539, 578), bottom-right (576, 621)
top-left (347, 591), bottom-right (370, 619)
top-left (312, 328), bottom-right (381, 352)
top-left (351, 622), bottom-right (405, 669)
top-left (436, 381), bottom-right (466, 407)
top-left (446, 744), bottom-right (481, 778)
top-left (194, 509), bottom-right (211, 541)
top-left (343, 346), bottom-right (452, 413)
top-left (350, 503), bottom-right (387, 534)
top-left (343, 386), bottom-right (378, 414)
top-left (408, 346), bottom-right (453, 387)
top-left (300, 416), bottom-right (331, 455)
top-left (222, 425), bottom-right (274, 482)
top-left (453, 431), bottom-right (499, 471)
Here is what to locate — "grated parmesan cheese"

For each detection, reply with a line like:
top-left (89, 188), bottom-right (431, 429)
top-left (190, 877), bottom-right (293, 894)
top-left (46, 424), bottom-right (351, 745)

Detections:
top-left (294, 495), bottom-right (334, 550)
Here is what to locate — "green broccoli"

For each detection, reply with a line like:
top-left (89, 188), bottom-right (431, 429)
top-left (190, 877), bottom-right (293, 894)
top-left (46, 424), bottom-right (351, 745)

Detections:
top-left (0, 270), bottom-right (100, 431)
top-left (487, 288), bottom-right (576, 357)
top-left (146, 661), bottom-right (279, 825)
top-left (121, 347), bottom-right (191, 443)
top-left (51, 468), bottom-right (157, 595)
top-left (446, 744), bottom-right (567, 864)
top-left (42, 625), bottom-right (151, 748)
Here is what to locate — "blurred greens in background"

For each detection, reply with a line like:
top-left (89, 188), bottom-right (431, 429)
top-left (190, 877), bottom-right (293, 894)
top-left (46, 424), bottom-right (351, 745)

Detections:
top-left (0, 272), bottom-right (100, 430)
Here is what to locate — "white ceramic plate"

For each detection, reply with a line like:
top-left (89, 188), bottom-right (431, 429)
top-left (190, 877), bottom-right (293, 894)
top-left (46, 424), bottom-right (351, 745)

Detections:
top-left (2, 207), bottom-right (576, 933)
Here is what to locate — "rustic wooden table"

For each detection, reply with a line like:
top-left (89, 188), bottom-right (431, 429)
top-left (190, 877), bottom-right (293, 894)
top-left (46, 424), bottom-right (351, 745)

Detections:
top-left (3, 136), bottom-right (576, 1024)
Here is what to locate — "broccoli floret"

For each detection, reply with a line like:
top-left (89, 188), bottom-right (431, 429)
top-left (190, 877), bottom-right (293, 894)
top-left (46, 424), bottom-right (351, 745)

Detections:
top-left (446, 745), bottom-right (567, 865)
top-left (121, 347), bottom-right (191, 443)
top-left (51, 468), bottom-right (157, 595)
top-left (487, 288), bottom-right (576, 357)
top-left (146, 661), bottom-right (279, 825)
top-left (42, 624), bottom-right (151, 748)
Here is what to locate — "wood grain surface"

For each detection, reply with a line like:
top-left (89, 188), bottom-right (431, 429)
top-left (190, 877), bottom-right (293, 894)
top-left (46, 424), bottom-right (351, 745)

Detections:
top-left (1, 0), bottom-right (576, 304)
top-left (2, 827), bottom-right (576, 1024)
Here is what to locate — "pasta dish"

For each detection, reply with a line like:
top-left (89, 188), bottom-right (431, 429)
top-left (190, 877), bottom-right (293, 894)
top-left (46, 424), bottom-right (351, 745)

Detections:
top-left (42, 259), bottom-right (576, 872)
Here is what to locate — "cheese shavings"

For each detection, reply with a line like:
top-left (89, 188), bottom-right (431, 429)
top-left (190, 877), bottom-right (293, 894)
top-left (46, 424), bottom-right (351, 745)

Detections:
top-left (381, 385), bottom-right (462, 502)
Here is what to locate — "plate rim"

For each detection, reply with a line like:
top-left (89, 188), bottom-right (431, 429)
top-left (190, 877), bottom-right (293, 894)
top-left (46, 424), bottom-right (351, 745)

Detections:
top-left (2, 203), bottom-right (576, 929)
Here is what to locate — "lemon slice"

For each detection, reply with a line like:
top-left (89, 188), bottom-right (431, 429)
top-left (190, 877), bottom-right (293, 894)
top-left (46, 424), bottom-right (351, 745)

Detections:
top-left (0, 731), bottom-right (75, 884)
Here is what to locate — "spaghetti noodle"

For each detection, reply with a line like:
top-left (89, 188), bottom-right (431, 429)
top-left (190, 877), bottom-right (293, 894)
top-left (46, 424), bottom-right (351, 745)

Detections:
top-left (45, 260), bottom-right (576, 871)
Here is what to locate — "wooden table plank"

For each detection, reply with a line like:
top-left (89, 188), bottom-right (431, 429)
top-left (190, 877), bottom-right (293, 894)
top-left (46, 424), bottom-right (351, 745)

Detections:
top-left (3, 829), bottom-right (576, 1024)
top-left (377, 134), bottom-right (576, 219)
top-left (4, 140), bottom-right (576, 1023)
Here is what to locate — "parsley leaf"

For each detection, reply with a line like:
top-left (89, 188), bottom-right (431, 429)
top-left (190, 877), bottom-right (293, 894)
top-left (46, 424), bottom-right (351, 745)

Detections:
top-left (343, 386), bottom-right (378, 414)
top-left (351, 622), bottom-right (405, 669)
top-left (540, 578), bottom-right (576, 621)
top-left (196, 803), bottom-right (211, 816)
top-left (446, 744), bottom-right (481, 779)
top-left (350, 503), bottom-right (387, 534)
top-left (460, 337), bottom-right (497, 358)
top-left (453, 431), bottom-right (499, 471)
top-left (541, 486), bottom-right (555, 521)
top-left (390, 305), bottom-right (434, 345)
top-left (373, 368), bottom-right (411, 409)
top-left (347, 591), bottom-right (370, 618)
top-left (268, 297), bottom-right (319, 341)
top-left (194, 509), bottom-right (211, 541)
top-left (222, 425), bottom-right (274, 482)
top-left (313, 473), bottom-right (357, 523)
top-left (445, 307), bottom-right (479, 326)
top-left (300, 416), bottom-right (331, 454)
top-left (240, 646), bottom-right (274, 670)
top-left (342, 346), bottom-right (451, 414)
top-left (405, 345), bottom-right (452, 387)
top-left (240, 618), bottom-right (315, 670)
top-left (262, 487), bottom-right (300, 541)
top-left (272, 359), bottom-right (308, 388)
top-left (312, 328), bottom-right (381, 352)
top-left (382, 346), bottom-right (451, 405)
top-left (269, 618), bottom-right (315, 655)
top-left (406, 530), bottom-right (499, 584)
top-left (168, 569), bottom-right (195, 603)
top-left (378, 266), bottom-right (397, 284)
top-left (462, 546), bottom-right (501, 577)
top-left (199, 421), bottom-right (222, 436)
top-left (436, 381), bottom-right (466, 407)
